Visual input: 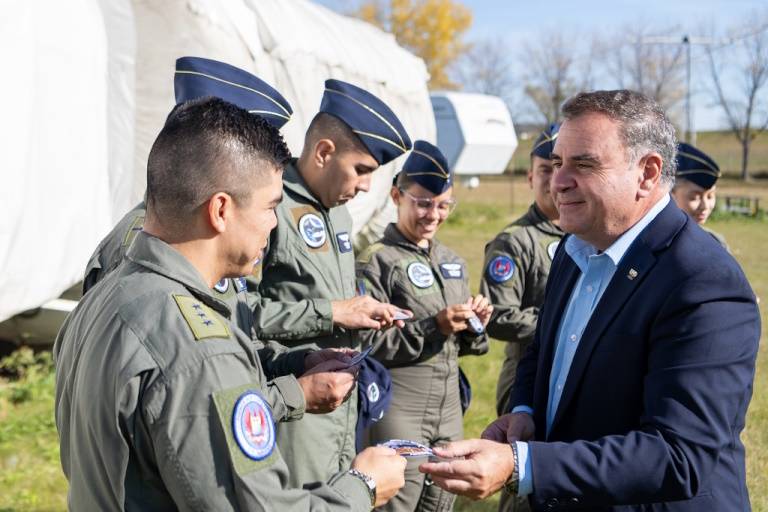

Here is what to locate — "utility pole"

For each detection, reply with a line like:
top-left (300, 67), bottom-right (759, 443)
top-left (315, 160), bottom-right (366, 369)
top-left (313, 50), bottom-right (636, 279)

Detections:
top-left (641, 35), bottom-right (717, 145)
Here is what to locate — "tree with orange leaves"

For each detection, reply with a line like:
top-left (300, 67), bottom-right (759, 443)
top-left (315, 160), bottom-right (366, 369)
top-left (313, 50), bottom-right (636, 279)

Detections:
top-left (355, 0), bottom-right (473, 90)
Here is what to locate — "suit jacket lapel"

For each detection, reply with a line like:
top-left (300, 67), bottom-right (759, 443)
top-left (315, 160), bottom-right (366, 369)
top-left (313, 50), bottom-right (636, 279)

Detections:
top-left (547, 201), bottom-right (686, 436)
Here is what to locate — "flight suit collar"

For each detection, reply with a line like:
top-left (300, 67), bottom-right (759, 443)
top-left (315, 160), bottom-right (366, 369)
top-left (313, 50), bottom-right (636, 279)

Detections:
top-left (383, 223), bottom-right (433, 256)
top-left (126, 231), bottom-right (233, 317)
top-left (283, 159), bottom-right (324, 210)
top-left (528, 203), bottom-right (563, 238)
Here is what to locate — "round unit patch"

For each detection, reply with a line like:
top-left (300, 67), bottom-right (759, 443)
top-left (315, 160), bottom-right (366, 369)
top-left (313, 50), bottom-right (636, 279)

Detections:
top-left (232, 391), bottom-right (275, 461)
top-left (367, 382), bottom-right (380, 403)
top-left (547, 241), bottom-right (560, 260)
top-left (407, 262), bottom-right (435, 288)
top-left (298, 213), bottom-right (327, 248)
top-left (213, 278), bottom-right (230, 293)
top-left (488, 255), bottom-right (515, 283)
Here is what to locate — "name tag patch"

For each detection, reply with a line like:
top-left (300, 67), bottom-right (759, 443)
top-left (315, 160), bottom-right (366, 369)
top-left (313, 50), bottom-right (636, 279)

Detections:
top-left (440, 262), bottom-right (463, 279)
top-left (336, 232), bottom-right (353, 253)
top-left (407, 262), bottom-right (435, 288)
top-left (298, 213), bottom-right (327, 248)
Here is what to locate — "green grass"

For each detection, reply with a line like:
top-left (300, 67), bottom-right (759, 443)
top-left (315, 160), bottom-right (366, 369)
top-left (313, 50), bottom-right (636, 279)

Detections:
top-left (0, 175), bottom-right (766, 511)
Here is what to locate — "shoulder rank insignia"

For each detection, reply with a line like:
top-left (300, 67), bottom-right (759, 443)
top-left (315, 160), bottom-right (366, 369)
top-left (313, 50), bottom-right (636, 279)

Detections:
top-left (173, 294), bottom-right (230, 341)
top-left (122, 215), bottom-right (145, 247)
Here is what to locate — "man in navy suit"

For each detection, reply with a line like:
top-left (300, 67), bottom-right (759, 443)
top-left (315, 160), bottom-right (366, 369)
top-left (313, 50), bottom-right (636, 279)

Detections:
top-left (419, 90), bottom-right (760, 511)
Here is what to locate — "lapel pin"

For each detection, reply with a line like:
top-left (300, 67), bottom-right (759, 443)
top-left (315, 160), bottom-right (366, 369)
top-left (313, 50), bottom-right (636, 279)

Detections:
top-left (627, 268), bottom-right (638, 280)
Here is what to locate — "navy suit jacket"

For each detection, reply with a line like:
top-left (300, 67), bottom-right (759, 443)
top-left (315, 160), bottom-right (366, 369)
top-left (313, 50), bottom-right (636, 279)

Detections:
top-left (511, 200), bottom-right (760, 511)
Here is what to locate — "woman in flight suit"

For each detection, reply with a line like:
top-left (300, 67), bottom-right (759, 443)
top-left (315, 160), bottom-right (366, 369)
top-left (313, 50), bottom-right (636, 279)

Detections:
top-left (355, 140), bottom-right (493, 512)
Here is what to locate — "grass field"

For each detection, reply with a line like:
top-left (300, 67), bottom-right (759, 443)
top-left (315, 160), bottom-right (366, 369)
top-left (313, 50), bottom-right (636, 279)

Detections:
top-left (0, 174), bottom-right (766, 511)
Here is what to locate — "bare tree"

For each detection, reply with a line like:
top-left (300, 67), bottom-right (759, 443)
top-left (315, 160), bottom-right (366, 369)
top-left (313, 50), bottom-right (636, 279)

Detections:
top-left (707, 13), bottom-right (768, 180)
top-left (454, 37), bottom-right (516, 103)
top-left (599, 25), bottom-right (687, 115)
top-left (519, 32), bottom-right (593, 125)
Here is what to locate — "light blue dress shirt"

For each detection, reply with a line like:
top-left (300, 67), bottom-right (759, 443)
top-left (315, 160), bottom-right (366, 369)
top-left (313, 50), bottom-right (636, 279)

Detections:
top-left (513, 194), bottom-right (670, 496)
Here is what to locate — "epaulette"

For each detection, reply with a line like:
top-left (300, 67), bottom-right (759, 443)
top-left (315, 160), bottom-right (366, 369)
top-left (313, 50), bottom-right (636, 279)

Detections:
top-left (173, 294), bottom-right (230, 340)
top-left (357, 242), bottom-right (385, 264)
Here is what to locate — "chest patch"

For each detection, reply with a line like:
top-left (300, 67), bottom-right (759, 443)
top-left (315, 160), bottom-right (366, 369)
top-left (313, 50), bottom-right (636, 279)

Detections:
top-left (547, 240), bottom-right (560, 260)
top-left (213, 278), bottom-right (230, 294)
top-left (173, 294), bottom-right (230, 340)
top-left (298, 213), bottom-right (327, 248)
top-left (336, 232), bottom-right (353, 253)
top-left (232, 391), bottom-right (275, 461)
top-left (487, 255), bottom-right (515, 283)
top-left (439, 262), bottom-right (463, 279)
top-left (407, 262), bottom-right (435, 288)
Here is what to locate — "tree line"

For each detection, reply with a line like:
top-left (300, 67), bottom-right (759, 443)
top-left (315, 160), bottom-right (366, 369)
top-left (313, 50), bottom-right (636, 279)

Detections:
top-left (345, 0), bottom-right (768, 180)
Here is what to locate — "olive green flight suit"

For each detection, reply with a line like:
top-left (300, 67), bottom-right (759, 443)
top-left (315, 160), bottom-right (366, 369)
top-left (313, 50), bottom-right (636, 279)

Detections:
top-left (480, 204), bottom-right (563, 512)
top-left (355, 224), bottom-right (488, 512)
top-left (54, 231), bottom-right (373, 511)
top-left (249, 160), bottom-right (360, 487)
top-left (81, 201), bottom-right (306, 419)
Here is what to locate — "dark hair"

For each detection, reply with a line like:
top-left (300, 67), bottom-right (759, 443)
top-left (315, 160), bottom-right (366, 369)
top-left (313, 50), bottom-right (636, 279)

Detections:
top-left (146, 96), bottom-right (291, 226)
top-left (303, 112), bottom-right (368, 156)
top-left (561, 90), bottom-right (677, 186)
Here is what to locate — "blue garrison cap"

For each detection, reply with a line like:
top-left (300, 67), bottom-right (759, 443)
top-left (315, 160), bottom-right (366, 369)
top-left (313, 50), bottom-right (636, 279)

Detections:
top-left (320, 79), bottom-right (412, 165)
top-left (676, 142), bottom-right (721, 189)
top-left (355, 357), bottom-right (392, 452)
top-left (531, 123), bottom-right (560, 159)
top-left (398, 140), bottom-right (453, 195)
top-left (174, 57), bottom-right (293, 129)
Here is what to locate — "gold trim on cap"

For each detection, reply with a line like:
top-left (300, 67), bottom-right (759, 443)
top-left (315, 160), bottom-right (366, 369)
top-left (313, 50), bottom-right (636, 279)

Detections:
top-left (353, 130), bottom-right (409, 154)
top-left (532, 131), bottom-right (558, 153)
top-left (411, 149), bottom-right (448, 176)
top-left (175, 70), bottom-right (291, 116)
top-left (677, 169), bottom-right (720, 178)
top-left (677, 150), bottom-right (720, 176)
top-left (325, 87), bottom-right (407, 152)
top-left (406, 170), bottom-right (450, 179)
top-left (248, 109), bottom-right (291, 121)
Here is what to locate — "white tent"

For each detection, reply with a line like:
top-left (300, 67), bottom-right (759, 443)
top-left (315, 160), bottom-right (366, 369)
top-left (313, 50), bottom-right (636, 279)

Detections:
top-left (0, 0), bottom-right (434, 324)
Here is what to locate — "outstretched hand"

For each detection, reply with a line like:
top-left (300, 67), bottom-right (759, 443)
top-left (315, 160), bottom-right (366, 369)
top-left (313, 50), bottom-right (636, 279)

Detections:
top-left (418, 439), bottom-right (515, 500)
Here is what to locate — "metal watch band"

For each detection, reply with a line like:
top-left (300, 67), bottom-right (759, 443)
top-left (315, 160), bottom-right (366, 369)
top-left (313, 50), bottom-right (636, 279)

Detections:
top-left (348, 468), bottom-right (376, 507)
top-left (504, 442), bottom-right (520, 495)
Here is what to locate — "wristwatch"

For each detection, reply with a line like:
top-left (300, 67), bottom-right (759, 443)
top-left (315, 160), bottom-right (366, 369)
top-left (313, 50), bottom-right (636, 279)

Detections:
top-left (348, 468), bottom-right (377, 507)
top-left (503, 442), bottom-right (520, 495)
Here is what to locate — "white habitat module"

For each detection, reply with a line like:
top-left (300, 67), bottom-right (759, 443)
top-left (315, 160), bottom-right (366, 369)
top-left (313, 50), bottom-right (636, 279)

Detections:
top-left (0, 0), bottom-right (434, 334)
top-left (430, 91), bottom-right (517, 175)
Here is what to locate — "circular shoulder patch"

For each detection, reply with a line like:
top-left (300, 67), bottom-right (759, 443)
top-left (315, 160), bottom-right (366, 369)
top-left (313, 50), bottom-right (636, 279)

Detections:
top-left (547, 241), bottom-right (560, 260)
top-left (298, 213), bottom-right (327, 248)
top-left (213, 278), bottom-right (230, 293)
top-left (232, 391), bottom-right (275, 461)
top-left (488, 255), bottom-right (515, 283)
top-left (407, 262), bottom-right (435, 288)
top-left (367, 382), bottom-right (380, 403)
